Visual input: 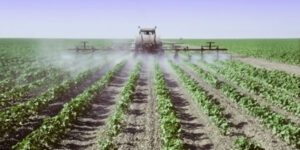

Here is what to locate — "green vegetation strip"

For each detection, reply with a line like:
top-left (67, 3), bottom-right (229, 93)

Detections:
top-left (0, 64), bottom-right (43, 82)
top-left (170, 60), bottom-right (230, 135)
top-left (217, 61), bottom-right (300, 97)
top-left (0, 78), bottom-right (16, 93)
top-left (0, 71), bottom-right (67, 109)
top-left (179, 39), bottom-right (300, 65)
top-left (154, 64), bottom-right (183, 149)
top-left (0, 65), bottom-right (101, 137)
top-left (186, 61), bottom-right (300, 148)
top-left (13, 62), bottom-right (125, 150)
top-left (208, 61), bottom-right (300, 116)
top-left (233, 136), bottom-right (264, 150)
top-left (99, 62), bottom-right (141, 150)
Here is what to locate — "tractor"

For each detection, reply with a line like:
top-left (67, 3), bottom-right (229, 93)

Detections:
top-left (134, 26), bottom-right (164, 55)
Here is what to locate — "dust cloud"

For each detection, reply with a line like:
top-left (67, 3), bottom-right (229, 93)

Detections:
top-left (33, 39), bottom-right (134, 78)
top-left (32, 39), bottom-right (231, 79)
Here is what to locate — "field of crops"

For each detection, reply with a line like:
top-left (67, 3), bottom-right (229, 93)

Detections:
top-left (0, 39), bottom-right (300, 150)
top-left (177, 39), bottom-right (300, 65)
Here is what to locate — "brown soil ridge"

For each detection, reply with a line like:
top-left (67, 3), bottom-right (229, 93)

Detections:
top-left (144, 64), bottom-right (161, 150)
top-left (114, 65), bottom-right (150, 150)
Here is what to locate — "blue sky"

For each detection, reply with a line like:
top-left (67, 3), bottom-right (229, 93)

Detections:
top-left (0, 0), bottom-right (299, 38)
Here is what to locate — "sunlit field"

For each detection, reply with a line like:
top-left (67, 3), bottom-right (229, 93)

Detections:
top-left (0, 39), bottom-right (299, 149)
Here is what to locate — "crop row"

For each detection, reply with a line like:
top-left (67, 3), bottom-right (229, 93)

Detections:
top-left (0, 78), bottom-right (16, 93)
top-left (0, 71), bottom-right (68, 110)
top-left (13, 62), bottom-right (126, 149)
top-left (216, 61), bottom-right (300, 98)
top-left (0, 65), bottom-right (100, 137)
top-left (170, 60), bottom-right (230, 135)
top-left (17, 67), bottom-right (63, 83)
top-left (234, 136), bottom-right (264, 150)
top-left (179, 39), bottom-right (300, 65)
top-left (154, 64), bottom-right (183, 149)
top-left (186, 62), bottom-right (300, 148)
top-left (0, 60), bottom-right (50, 81)
top-left (99, 62), bottom-right (141, 150)
top-left (207, 61), bottom-right (300, 116)
top-left (0, 66), bottom-right (68, 93)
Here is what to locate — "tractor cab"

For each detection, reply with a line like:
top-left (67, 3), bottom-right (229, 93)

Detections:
top-left (135, 26), bottom-right (163, 55)
top-left (139, 28), bottom-right (156, 35)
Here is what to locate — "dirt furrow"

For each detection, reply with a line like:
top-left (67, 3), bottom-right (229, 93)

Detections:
top-left (145, 64), bottom-right (161, 150)
top-left (183, 64), bottom-right (296, 150)
top-left (114, 65), bottom-right (150, 150)
top-left (55, 64), bottom-right (131, 150)
top-left (0, 65), bottom-right (112, 149)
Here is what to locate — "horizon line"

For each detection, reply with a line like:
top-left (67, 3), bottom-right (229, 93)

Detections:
top-left (0, 37), bottom-right (299, 40)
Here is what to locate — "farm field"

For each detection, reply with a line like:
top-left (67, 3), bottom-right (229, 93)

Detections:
top-left (176, 39), bottom-right (300, 66)
top-left (0, 39), bottom-right (300, 150)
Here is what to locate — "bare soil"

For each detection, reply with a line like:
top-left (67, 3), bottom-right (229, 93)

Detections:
top-left (143, 64), bottom-right (161, 150)
top-left (114, 64), bottom-right (153, 150)
top-left (233, 55), bottom-right (300, 76)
